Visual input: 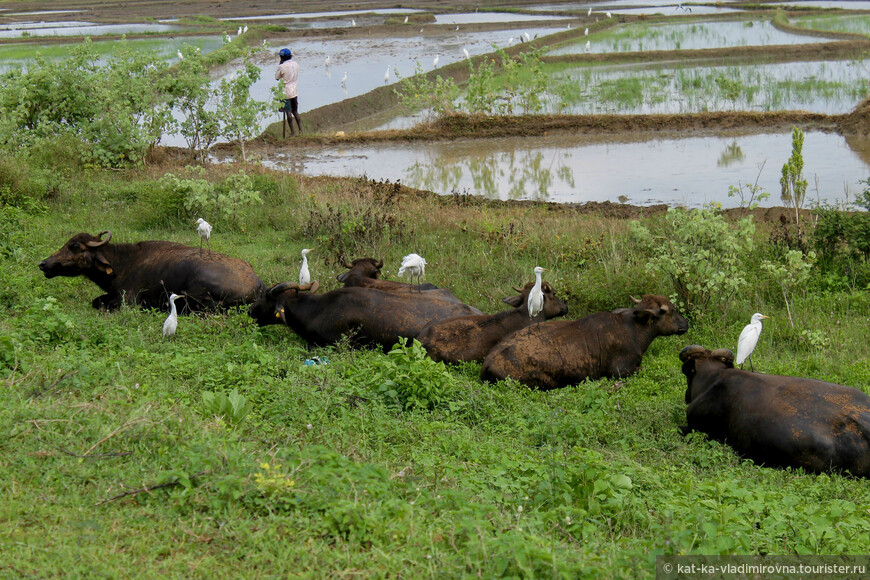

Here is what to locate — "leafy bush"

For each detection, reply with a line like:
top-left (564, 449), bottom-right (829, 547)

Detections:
top-left (394, 62), bottom-right (459, 121)
top-left (812, 179), bottom-right (870, 289)
top-left (201, 388), bottom-right (253, 427)
top-left (215, 60), bottom-right (270, 163)
top-left (631, 205), bottom-right (756, 316)
top-left (159, 168), bottom-right (263, 229)
top-left (342, 338), bottom-right (465, 412)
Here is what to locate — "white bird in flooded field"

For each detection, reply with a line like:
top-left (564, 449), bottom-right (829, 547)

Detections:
top-left (404, 15), bottom-right (409, 23)
top-left (194, 218), bottom-right (212, 255)
top-left (299, 248), bottom-right (313, 285)
top-left (351, 19), bottom-right (356, 27)
top-left (585, 40), bottom-right (591, 53)
top-left (237, 26), bottom-right (242, 36)
top-left (341, 71), bottom-right (348, 86)
top-left (585, 27), bottom-right (589, 36)
top-left (177, 50), bottom-right (184, 60)
top-left (463, 47), bottom-right (470, 59)
top-left (523, 32), bottom-right (531, 42)
top-left (588, 7), bottom-right (592, 15)
top-left (163, 293), bottom-right (183, 338)
top-left (384, 66), bottom-right (390, 83)
top-left (736, 313), bottom-right (771, 372)
top-left (455, 25), bottom-right (460, 31)
top-left (398, 253), bottom-right (427, 286)
top-left (432, 54), bottom-right (439, 68)
top-left (325, 55), bottom-right (330, 67)
top-left (606, 11), bottom-right (612, 18)
top-left (243, 25), bottom-right (248, 34)
top-left (527, 266), bottom-right (548, 319)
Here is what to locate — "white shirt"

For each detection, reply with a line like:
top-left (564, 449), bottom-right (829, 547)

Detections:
top-left (275, 60), bottom-right (299, 99)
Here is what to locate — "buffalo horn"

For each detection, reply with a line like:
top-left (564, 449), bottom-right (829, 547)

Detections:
top-left (710, 348), bottom-right (735, 364)
top-left (86, 230), bottom-right (113, 248)
top-left (512, 286), bottom-right (524, 293)
top-left (630, 295), bottom-right (642, 304)
top-left (343, 259), bottom-right (354, 269)
top-left (267, 282), bottom-right (294, 297)
top-left (679, 345), bottom-right (707, 361)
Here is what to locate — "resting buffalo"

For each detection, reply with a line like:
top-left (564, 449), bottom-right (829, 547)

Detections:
top-left (337, 257), bottom-right (438, 292)
top-left (481, 294), bottom-right (689, 390)
top-left (680, 345), bottom-right (870, 477)
top-left (248, 280), bottom-right (482, 350)
top-left (39, 231), bottom-right (265, 311)
top-left (418, 281), bottom-right (569, 364)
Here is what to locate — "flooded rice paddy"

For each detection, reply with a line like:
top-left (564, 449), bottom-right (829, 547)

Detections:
top-left (0, 21), bottom-right (184, 38)
top-left (259, 131), bottom-right (870, 208)
top-left (792, 13), bottom-right (870, 35)
top-left (548, 20), bottom-right (830, 54)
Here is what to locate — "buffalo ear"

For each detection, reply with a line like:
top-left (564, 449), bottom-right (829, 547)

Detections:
top-left (308, 281), bottom-right (320, 293)
top-left (634, 307), bottom-right (658, 323)
top-left (95, 254), bottom-right (114, 275)
top-left (711, 348), bottom-right (735, 367)
top-left (503, 294), bottom-right (523, 307)
top-left (679, 345), bottom-right (707, 362)
top-left (336, 272), bottom-right (349, 283)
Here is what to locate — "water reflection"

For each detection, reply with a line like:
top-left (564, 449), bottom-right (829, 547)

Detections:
top-left (718, 141), bottom-right (745, 167)
top-left (404, 148), bottom-right (575, 201)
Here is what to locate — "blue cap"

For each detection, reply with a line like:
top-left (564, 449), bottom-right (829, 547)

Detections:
top-left (278, 48), bottom-right (292, 58)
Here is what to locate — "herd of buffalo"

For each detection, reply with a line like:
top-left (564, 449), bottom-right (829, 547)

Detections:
top-left (39, 232), bottom-right (870, 478)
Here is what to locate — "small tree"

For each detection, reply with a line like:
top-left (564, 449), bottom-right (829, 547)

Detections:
top-left (780, 127), bottom-right (808, 233)
top-left (166, 47), bottom-right (219, 162)
top-left (216, 60), bottom-right (270, 163)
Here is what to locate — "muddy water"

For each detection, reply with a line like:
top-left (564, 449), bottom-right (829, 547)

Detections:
top-left (548, 20), bottom-right (830, 55)
top-left (260, 131), bottom-right (870, 208)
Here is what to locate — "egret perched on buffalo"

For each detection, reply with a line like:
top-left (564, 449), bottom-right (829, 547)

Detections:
top-left (736, 312), bottom-right (770, 371)
top-left (194, 218), bottom-right (212, 255)
top-left (398, 253), bottom-right (427, 286)
top-left (299, 248), bottom-right (313, 285)
top-left (163, 293), bottom-right (183, 338)
top-left (527, 266), bottom-right (548, 319)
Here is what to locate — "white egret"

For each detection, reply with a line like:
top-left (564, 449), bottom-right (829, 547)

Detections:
top-left (398, 253), bottom-right (427, 286)
top-left (325, 54), bottom-right (330, 67)
top-left (527, 266), bottom-right (548, 319)
top-left (455, 25), bottom-right (460, 31)
top-left (237, 26), bottom-right (242, 36)
top-left (384, 66), bottom-right (390, 84)
top-left (351, 19), bottom-right (356, 26)
top-left (588, 7), bottom-right (592, 15)
top-left (242, 25), bottom-right (248, 34)
top-left (341, 71), bottom-right (348, 87)
top-left (404, 15), bottom-right (409, 23)
top-left (523, 32), bottom-right (531, 42)
top-left (177, 50), bottom-right (184, 60)
top-left (585, 40), bottom-right (591, 53)
top-left (585, 27), bottom-right (589, 36)
top-left (194, 218), bottom-right (212, 255)
top-left (736, 313), bottom-right (771, 371)
top-left (606, 11), bottom-right (612, 17)
top-left (432, 54), bottom-right (439, 68)
top-left (463, 47), bottom-right (470, 60)
top-left (420, 27), bottom-right (424, 33)
top-left (299, 248), bottom-right (313, 285)
top-left (163, 293), bottom-right (183, 338)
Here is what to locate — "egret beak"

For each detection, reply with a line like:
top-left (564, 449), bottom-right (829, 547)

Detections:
top-left (761, 315), bottom-right (771, 319)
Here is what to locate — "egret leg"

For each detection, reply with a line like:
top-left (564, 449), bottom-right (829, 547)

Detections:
top-left (748, 355), bottom-right (754, 373)
top-left (199, 238), bottom-right (203, 257)
top-left (207, 238), bottom-right (211, 256)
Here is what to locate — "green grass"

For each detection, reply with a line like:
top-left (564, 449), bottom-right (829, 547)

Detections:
top-left (2, 138), bottom-right (870, 576)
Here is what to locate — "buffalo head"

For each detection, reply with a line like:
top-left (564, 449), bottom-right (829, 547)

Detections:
top-left (39, 231), bottom-right (113, 279)
top-left (336, 257), bottom-right (384, 282)
top-left (679, 345), bottom-right (735, 402)
top-left (503, 281), bottom-right (569, 319)
top-left (248, 281), bottom-right (319, 326)
top-left (631, 294), bottom-right (689, 336)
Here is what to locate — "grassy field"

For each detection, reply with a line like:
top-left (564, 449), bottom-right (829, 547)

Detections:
top-left (2, 140), bottom-right (870, 577)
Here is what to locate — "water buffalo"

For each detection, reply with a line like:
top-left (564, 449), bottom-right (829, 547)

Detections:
top-left (679, 345), bottom-right (870, 477)
top-left (481, 294), bottom-right (689, 389)
top-left (337, 257), bottom-right (438, 292)
top-left (248, 280), bottom-right (482, 351)
top-left (418, 281), bottom-right (569, 364)
top-left (39, 231), bottom-right (265, 311)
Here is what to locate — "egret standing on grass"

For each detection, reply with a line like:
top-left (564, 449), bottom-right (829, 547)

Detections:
top-left (237, 26), bottom-right (242, 36)
top-left (194, 218), bottom-right (212, 255)
top-left (736, 313), bottom-right (771, 371)
top-left (177, 50), bottom-right (184, 60)
top-left (404, 15), bottom-right (409, 24)
top-left (242, 25), bottom-right (248, 34)
top-left (398, 253), bottom-right (427, 286)
top-left (463, 47), bottom-right (470, 60)
top-left (299, 248), bottom-right (313, 285)
top-left (163, 293), bottom-right (183, 338)
top-left (527, 266), bottom-right (548, 319)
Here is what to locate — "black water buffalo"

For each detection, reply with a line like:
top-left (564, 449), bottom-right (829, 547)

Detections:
top-left (418, 281), bottom-right (569, 364)
top-left (481, 294), bottom-right (689, 390)
top-left (248, 280), bottom-right (482, 350)
top-left (39, 231), bottom-right (265, 311)
top-left (337, 257), bottom-right (438, 292)
top-left (679, 345), bottom-right (870, 477)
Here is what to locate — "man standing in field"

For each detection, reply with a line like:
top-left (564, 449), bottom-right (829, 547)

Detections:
top-left (276, 48), bottom-right (302, 136)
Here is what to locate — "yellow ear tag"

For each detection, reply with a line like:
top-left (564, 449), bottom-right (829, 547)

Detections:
top-left (106, 267), bottom-right (113, 275)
